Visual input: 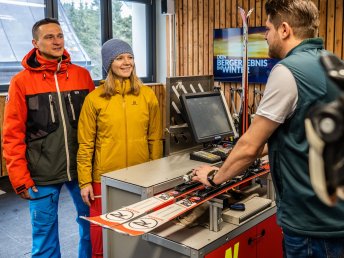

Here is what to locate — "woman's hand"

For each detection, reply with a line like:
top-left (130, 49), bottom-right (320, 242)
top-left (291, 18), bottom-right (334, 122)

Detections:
top-left (81, 184), bottom-right (94, 207)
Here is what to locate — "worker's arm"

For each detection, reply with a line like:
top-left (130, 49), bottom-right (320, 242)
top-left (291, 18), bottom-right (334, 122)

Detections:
top-left (192, 115), bottom-right (280, 186)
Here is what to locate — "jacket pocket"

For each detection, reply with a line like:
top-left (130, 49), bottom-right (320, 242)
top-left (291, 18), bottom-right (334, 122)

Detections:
top-left (63, 90), bottom-right (89, 128)
top-left (26, 93), bottom-right (59, 141)
top-left (26, 137), bottom-right (43, 174)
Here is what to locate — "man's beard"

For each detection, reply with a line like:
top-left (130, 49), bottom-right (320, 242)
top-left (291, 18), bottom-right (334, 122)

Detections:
top-left (268, 40), bottom-right (283, 59)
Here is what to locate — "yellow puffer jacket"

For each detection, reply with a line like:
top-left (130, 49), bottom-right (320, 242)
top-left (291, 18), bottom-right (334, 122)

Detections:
top-left (77, 79), bottom-right (163, 189)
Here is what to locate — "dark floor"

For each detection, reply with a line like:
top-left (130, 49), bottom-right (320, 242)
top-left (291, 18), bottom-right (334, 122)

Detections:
top-left (0, 176), bottom-right (79, 258)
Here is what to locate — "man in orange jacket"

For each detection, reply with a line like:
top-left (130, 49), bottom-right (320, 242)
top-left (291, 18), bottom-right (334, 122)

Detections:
top-left (2, 18), bottom-right (94, 258)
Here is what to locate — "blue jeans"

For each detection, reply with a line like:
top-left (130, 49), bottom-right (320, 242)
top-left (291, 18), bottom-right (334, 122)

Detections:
top-left (283, 230), bottom-right (344, 258)
top-left (29, 180), bottom-right (91, 258)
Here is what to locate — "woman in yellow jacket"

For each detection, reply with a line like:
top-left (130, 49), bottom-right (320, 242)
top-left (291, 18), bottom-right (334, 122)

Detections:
top-left (77, 38), bottom-right (163, 258)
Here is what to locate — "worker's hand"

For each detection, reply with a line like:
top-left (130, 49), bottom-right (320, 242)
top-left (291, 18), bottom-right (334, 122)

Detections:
top-left (19, 186), bottom-right (38, 200)
top-left (192, 165), bottom-right (218, 187)
top-left (81, 184), bottom-right (94, 207)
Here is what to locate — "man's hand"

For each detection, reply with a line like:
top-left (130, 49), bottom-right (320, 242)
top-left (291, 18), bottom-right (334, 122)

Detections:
top-left (19, 186), bottom-right (38, 200)
top-left (81, 184), bottom-right (94, 207)
top-left (192, 165), bottom-right (218, 186)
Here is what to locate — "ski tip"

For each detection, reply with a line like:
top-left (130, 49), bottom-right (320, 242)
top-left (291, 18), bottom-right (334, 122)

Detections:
top-left (80, 216), bottom-right (90, 221)
top-left (247, 8), bottom-right (254, 17)
top-left (80, 215), bottom-right (122, 229)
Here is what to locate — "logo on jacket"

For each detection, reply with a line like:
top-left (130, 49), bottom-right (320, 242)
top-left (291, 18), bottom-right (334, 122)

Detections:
top-left (132, 101), bottom-right (138, 105)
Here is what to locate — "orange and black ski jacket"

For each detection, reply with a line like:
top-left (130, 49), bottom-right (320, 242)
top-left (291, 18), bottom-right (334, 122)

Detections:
top-left (3, 48), bottom-right (95, 194)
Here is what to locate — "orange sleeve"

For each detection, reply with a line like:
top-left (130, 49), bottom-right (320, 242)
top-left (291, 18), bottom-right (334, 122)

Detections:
top-left (3, 77), bottom-right (34, 194)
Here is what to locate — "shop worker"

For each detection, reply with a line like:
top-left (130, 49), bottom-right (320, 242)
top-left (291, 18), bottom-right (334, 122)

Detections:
top-left (77, 38), bottom-right (163, 257)
top-left (2, 18), bottom-right (94, 258)
top-left (192, 0), bottom-right (344, 257)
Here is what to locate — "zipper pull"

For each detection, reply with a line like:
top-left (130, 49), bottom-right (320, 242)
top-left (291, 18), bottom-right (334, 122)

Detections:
top-left (49, 94), bottom-right (56, 123)
top-left (68, 93), bottom-right (76, 120)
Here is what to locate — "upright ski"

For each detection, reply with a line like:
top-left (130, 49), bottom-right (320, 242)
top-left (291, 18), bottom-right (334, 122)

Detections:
top-left (110, 164), bottom-right (269, 236)
top-left (81, 180), bottom-right (204, 229)
top-left (238, 7), bottom-right (254, 136)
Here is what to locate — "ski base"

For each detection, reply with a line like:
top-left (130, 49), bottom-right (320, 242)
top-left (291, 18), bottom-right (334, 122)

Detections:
top-left (85, 164), bottom-right (269, 237)
top-left (81, 180), bottom-right (204, 228)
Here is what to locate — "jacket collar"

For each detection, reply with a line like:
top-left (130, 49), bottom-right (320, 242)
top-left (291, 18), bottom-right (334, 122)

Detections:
top-left (285, 38), bottom-right (324, 58)
top-left (21, 48), bottom-right (71, 73)
top-left (114, 79), bottom-right (131, 95)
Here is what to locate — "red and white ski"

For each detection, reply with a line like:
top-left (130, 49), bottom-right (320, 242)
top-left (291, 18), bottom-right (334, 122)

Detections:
top-left (238, 7), bottom-right (254, 136)
top-left (107, 164), bottom-right (269, 236)
top-left (81, 180), bottom-right (205, 229)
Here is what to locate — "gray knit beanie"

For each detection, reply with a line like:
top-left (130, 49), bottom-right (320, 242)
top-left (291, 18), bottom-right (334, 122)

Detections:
top-left (101, 38), bottom-right (134, 73)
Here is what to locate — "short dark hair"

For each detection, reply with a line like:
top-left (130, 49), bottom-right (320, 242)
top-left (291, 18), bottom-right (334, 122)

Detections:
top-left (32, 18), bottom-right (60, 40)
top-left (265, 0), bottom-right (319, 39)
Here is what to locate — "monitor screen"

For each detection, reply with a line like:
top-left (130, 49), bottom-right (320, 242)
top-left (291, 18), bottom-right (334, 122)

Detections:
top-left (180, 91), bottom-right (238, 144)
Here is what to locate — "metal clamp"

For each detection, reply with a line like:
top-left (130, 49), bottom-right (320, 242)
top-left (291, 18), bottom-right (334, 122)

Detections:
top-left (183, 170), bottom-right (195, 183)
top-left (208, 196), bottom-right (226, 232)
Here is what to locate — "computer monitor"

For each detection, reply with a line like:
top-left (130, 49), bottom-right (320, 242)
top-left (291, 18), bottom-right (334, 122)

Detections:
top-left (180, 91), bottom-right (238, 144)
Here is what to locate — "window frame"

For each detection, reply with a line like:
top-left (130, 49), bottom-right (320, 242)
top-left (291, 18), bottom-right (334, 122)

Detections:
top-left (0, 0), bottom-right (155, 91)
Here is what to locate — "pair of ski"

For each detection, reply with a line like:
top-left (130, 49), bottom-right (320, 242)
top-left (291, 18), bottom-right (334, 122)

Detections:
top-left (237, 7), bottom-right (254, 136)
top-left (81, 164), bottom-right (269, 236)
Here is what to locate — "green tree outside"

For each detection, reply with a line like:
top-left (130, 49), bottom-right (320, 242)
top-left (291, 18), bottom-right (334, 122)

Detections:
top-left (61, 0), bottom-right (133, 79)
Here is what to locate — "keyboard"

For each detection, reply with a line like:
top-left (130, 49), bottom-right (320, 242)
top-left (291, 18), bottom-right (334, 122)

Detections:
top-left (209, 147), bottom-right (231, 161)
top-left (210, 150), bottom-right (228, 161)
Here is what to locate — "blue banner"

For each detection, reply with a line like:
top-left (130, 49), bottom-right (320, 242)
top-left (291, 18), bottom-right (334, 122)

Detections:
top-left (213, 27), bottom-right (279, 84)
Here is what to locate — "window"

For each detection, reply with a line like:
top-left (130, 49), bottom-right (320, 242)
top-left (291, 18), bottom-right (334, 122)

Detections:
top-left (112, 1), bottom-right (152, 80)
top-left (59, 0), bottom-right (102, 79)
top-left (0, 0), bottom-right (45, 89)
top-left (0, 0), bottom-right (154, 90)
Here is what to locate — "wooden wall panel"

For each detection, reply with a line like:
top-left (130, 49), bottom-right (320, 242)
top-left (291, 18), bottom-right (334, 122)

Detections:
top-left (167, 0), bottom-right (344, 111)
top-left (182, 0), bottom-right (188, 75)
top-left (176, 0), bottom-right (182, 75)
top-left (215, 0), bottom-right (220, 29)
top-left (231, 0), bottom-right (237, 27)
top-left (334, 0), bottom-right (343, 57)
top-left (225, 0), bottom-right (231, 28)
top-left (147, 84), bottom-right (166, 138)
top-left (187, 0), bottom-right (193, 74)
top-left (193, 0), bottom-right (198, 75)
top-left (326, 0), bottom-right (335, 52)
top-left (255, 0), bottom-right (262, 26)
top-left (208, 0), bottom-right (214, 75)
top-left (220, 0), bottom-right (226, 28)
top-left (198, 0), bottom-right (204, 74)
top-left (319, 0), bottom-right (327, 40)
top-left (203, 0), bottom-right (209, 75)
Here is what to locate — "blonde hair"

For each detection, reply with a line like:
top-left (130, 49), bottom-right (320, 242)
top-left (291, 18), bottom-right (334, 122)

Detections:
top-left (100, 67), bottom-right (141, 99)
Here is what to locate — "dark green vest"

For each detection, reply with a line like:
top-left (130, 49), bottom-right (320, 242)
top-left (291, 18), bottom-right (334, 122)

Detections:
top-left (268, 38), bottom-right (344, 237)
